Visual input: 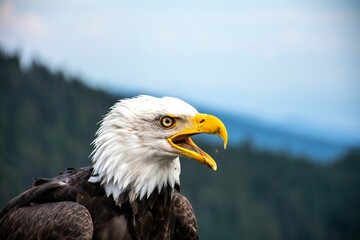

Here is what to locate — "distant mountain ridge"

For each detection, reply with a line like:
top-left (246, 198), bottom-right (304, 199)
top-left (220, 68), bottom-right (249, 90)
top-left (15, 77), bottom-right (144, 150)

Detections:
top-left (213, 111), bottom-right (356, 162)
top-left (1, 48), bottom-right (358, 162)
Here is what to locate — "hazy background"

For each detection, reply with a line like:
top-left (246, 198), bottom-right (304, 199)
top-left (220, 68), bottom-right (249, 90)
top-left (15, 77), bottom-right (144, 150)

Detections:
top-left (1, 1), bottom-right (360, 239)
top-left (1, 0), bottom-right (359, 146)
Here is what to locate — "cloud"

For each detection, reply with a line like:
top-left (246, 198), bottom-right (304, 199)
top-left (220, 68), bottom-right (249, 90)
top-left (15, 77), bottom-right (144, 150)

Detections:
top-left (0, 0), bottom-right (49, 49)
top-left (77, 6), bottom-right (359, 60)
top-left (2, 2), bottom-right (358, 61)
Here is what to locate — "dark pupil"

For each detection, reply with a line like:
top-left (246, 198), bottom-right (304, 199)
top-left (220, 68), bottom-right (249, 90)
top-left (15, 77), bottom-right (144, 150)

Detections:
top-left (162, 117), bottom-right (173, 127)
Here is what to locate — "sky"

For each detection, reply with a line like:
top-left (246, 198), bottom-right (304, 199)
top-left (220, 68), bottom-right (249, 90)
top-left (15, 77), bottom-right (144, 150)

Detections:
top-left (0, 0), bottom-right (359, 140)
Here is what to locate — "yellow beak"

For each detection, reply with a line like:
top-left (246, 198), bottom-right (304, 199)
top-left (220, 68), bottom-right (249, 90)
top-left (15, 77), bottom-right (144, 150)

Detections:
top-left (168, 113), bottom-right (228, 170)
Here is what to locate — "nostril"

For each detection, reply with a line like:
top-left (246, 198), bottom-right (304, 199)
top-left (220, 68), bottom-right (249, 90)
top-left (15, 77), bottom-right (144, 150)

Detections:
top-left (199, 119), bottom-right (205, 124)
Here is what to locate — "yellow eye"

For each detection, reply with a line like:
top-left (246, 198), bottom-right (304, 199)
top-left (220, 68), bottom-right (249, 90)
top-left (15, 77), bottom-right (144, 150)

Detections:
top-left (160, 116), bottom-right (175, 128)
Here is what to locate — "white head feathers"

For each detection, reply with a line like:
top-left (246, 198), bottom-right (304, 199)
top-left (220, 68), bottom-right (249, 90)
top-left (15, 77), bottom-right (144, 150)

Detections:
top-left (89, 95), bottom-right (198, 203)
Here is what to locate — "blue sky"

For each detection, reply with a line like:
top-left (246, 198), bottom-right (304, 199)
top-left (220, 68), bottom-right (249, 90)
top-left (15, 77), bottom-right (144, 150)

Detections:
top-left (0, 0), bottom-right (359, 140)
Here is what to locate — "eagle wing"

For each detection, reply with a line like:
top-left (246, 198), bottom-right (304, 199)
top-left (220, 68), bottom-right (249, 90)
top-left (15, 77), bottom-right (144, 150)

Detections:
top-left (0, 169), bottom-right (94, 240)
top-left (172, 191), bottom-right (199, 240)
top-left (0, 201), bottom-right (93, 240)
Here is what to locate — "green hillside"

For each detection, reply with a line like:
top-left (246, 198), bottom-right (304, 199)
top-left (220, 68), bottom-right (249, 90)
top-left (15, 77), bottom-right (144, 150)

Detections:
top-left (0, 50), bottom-right (359, 239)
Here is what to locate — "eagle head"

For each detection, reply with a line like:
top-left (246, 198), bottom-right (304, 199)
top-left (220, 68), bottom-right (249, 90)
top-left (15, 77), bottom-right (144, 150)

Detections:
top-left (90, 95), bottom-right (228, 203)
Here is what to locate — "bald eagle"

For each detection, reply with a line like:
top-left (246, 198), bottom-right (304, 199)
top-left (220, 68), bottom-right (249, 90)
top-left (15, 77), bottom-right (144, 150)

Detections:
top-left (0, 95), bottom-right (227, 240)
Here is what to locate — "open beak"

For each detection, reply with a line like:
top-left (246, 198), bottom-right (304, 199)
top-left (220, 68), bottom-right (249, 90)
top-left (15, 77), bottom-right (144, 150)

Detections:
top-left (168, 113), bottom-right (228, 170)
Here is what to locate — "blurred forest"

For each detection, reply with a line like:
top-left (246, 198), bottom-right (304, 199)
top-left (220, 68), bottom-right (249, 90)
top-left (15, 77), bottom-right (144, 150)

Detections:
top-left (0, 50), bottom-right (359, 239)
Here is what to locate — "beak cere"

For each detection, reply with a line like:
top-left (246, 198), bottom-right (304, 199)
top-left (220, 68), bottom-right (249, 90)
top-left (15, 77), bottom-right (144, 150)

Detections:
top-left (168, 113), bottom-right (228, 170)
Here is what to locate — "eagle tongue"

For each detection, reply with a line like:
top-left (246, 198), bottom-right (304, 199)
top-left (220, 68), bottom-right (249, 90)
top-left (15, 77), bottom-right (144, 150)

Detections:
top-left (177, 137), bottom-right (203, 155)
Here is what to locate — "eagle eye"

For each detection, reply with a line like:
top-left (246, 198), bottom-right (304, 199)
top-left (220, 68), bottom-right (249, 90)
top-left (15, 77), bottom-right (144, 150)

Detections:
top-left (160, 116), bottom-right (175, 128)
